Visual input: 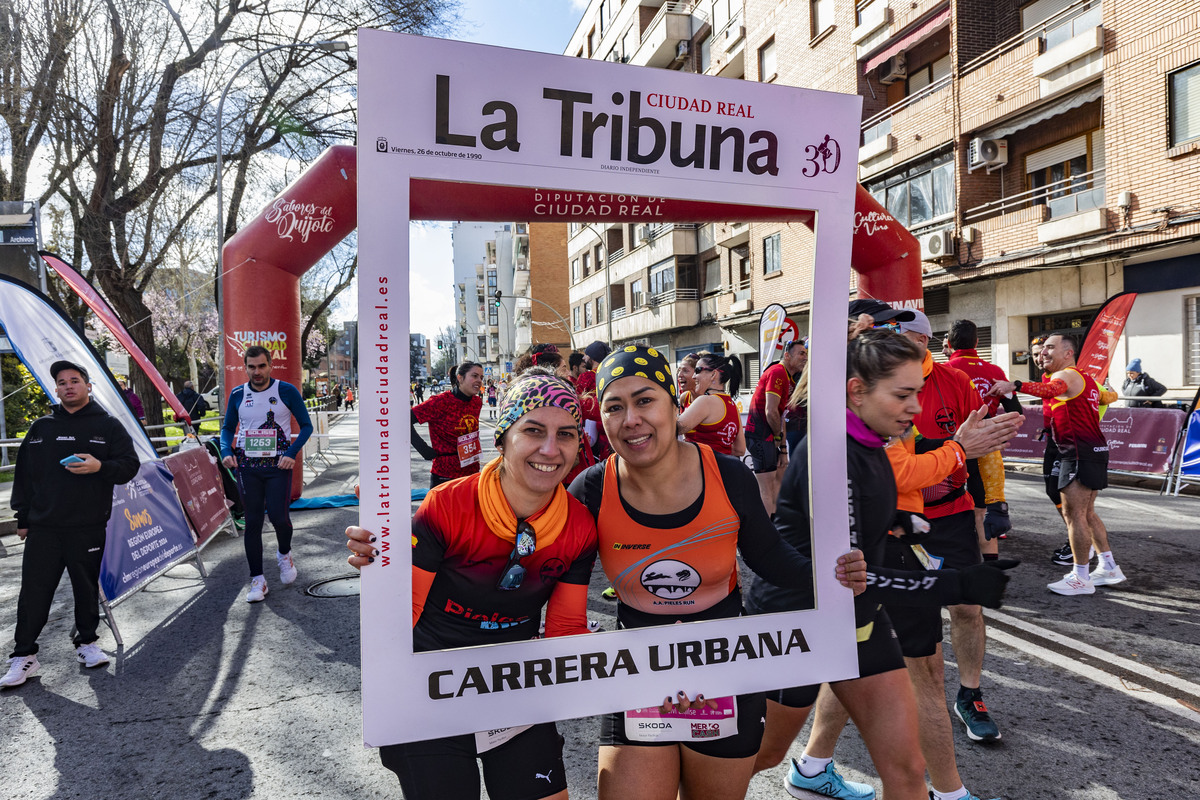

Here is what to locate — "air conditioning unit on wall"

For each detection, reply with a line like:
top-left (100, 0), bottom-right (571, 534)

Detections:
top-left (920, 230), bottom-right (955, 261)
top-left (969, 137), bottom-right (1009, 171)
top-left (877, 53), bottom-right (907, 84)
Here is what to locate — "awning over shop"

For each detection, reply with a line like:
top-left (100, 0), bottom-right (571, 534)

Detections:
top-left (980, 82), bottom-right (1103, 139)
top-left (862, 6), bottom-right (951, 73)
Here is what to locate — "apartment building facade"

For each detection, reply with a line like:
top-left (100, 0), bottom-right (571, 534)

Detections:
top-left (565, 0), bottom-right (1200, 389)
top-left (450, 221), bottom-right (519, 372)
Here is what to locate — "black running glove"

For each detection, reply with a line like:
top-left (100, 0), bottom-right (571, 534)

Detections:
top-left (983, 502), bottom-right (1011, 541)
top-left (957, 558), bottom-right (1020, 609)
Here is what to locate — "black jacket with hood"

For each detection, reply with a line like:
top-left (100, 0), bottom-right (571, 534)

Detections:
top-left (12, 399), bottom-right (141, 530)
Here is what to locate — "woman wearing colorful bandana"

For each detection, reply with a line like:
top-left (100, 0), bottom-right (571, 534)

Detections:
top-left (346, 369), bottom-right (597, 800)
top-left (567, 345), bottom-right (868, 800)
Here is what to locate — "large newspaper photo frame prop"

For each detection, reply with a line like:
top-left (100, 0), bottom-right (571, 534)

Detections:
top-left (358, 29), bottom-right (862, 746)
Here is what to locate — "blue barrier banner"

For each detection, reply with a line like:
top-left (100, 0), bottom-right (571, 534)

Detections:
top-left (1181, 410), bottom-right (1200, 477)
top-left (100, 461), bottom-right (198, 602)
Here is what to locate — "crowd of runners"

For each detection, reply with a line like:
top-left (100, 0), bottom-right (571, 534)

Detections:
top-left (0, 299), bottom-right (1126, 797)
top-left (336, 296), bottom-right (1130, 800)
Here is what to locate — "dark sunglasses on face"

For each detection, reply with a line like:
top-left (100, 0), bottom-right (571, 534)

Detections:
top-left (496, 521), bottom-right (537, 591)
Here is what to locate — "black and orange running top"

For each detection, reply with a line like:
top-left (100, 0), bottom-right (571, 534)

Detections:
top-left (684, 394), bottom-right (741, 455)
top-left (411, 474), bottom-right (598, 651)
top-left (569, 443), bottom-right (813, 628)
top-left (1045, 368), bottom-right (1106, 459)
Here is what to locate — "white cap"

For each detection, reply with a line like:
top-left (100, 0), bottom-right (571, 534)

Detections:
top-left (897, 310), bottom-right (933, 338)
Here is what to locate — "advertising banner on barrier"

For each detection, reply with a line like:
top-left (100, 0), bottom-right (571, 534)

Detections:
top-left (358, 30), bottom-right (862, 746)
top-left (163, 448), bottom-right (232, 547)
top-left (100, 461), bottom-right (198, 602)
top-left (1180, 409), bottom-right (1200, 477)
top-left (1005, 406), bottom-right (1185, 474)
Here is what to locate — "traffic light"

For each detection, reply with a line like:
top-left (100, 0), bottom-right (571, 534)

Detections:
top-left (494, 290), bottom-right (502, 308)
top-left (437, 339), bottom-right (443, 350)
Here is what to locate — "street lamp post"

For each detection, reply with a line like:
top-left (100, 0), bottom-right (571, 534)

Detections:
top-left (215, 39), bottom-right (349, 410)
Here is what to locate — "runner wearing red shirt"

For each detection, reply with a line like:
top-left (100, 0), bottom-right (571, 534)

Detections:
top-left (989, 333), bottom-right (1126, 596)
top-left (744, 341), bottom-right (805, 515)
top-left (946, 319), bottom-right (1025, 553)
top-left (679, 353), bottom-right (745, 456)
top-left (891, 310), bottom-right (1008, 751)
top-left (411, 362), bottom-right (484, 488)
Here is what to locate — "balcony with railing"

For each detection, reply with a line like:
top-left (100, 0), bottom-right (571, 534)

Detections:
top-left (629, 2), bottom-right (706, 69)
top-left (727, 278), bottom-right (753, 315)
top-left (610, 287), bottom-right (701, 339)
top-left (964, 167), bottom-right (1108, 252)
top-left (959, 0), bottom-right (1103, 134)
top-left (858, 75), bottom-right (952, 175)
top-left (714, 221), bottom-right (749, 248)
top-left (709, 9), bottom-right (745, 78)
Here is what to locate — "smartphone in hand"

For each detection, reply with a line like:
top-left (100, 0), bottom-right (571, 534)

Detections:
top-left (59, 455), bottom-right (85, 466)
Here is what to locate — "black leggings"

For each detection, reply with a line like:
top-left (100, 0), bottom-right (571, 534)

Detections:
top-left (237, 466), bottom-right (293, 577)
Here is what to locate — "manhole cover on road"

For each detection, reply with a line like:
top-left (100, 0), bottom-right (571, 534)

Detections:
top-left (305, 575), bottom-right (361, 598)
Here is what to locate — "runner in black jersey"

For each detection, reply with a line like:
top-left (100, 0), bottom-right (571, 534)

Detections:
top-left (347, 371), bottom-right (595, 800)
top-left (570, 345), bottom-right (868, 800)
top-left (747, 329), bottom-right (1016, 800)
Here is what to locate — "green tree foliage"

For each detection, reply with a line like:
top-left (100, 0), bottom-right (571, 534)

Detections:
top-left (1, 355), bottom-right (50, 436)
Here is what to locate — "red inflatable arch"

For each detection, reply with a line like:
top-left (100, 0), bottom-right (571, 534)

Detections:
top-left (222, 146), bottom-right (921, 495)
top-left (221, 145), bottom-right (358, 497)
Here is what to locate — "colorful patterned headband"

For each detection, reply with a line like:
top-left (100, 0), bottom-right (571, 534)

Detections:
top-left (494, 373), bottom-right (583, 447)
top-left (596, 345), bottom-right (676, 401)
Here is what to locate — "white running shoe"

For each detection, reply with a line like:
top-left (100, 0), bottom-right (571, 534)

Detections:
top-left (1090, 565), bottom-right (1127, 587)
top-left (1048, 572), bottom-right (1095, 596)
top-left (1, 655), bottom-right (40, 688)
top-left (247, 575), bottom-right (269, 603)
top-left (76, 643), bottom-right (110, 668)
top-left (277, 551), bottom-right (297, 585)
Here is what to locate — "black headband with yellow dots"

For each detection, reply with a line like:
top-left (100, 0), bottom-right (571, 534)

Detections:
top-left (596, 345), bottom-right (677, 402)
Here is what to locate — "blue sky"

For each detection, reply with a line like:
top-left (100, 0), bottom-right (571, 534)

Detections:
top-left (396, 1), bottom-right (588, 341)
top-left (455, 0), bottom-right (586, 52)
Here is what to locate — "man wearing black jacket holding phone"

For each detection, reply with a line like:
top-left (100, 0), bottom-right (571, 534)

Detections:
top-left (2, 361), bottom-right (139, 689)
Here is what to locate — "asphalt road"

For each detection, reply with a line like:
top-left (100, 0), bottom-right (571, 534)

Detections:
top-left (1, 410), bottom-right (1197, 799)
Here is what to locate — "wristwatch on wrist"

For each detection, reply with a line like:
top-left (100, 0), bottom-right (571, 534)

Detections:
top-left (1013, 380), bottom-right (1023, 392)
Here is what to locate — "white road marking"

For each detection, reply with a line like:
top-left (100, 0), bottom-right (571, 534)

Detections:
top-left (986, 624), bottom-right (1200, 726)
top-left (985, 608), bottom-right (1200, 722)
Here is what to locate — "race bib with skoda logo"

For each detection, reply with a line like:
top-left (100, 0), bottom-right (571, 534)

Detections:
top-left (624, 696), bottom-right (738, 742)
top-left (243, 428), bottom-right (279, 458)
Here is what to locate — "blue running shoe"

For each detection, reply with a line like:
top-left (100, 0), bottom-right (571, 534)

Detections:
top-left (786, 759), bottom-right (876, 800)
